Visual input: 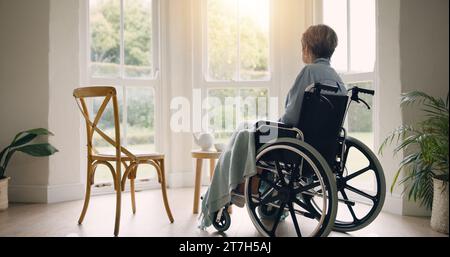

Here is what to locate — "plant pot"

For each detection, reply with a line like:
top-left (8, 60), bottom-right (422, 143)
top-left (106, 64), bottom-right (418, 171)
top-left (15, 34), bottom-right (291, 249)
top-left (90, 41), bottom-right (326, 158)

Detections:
top-left (431, 178), bottom-right (449, 234)
top-left (0, 177), bottom-right (10, 211)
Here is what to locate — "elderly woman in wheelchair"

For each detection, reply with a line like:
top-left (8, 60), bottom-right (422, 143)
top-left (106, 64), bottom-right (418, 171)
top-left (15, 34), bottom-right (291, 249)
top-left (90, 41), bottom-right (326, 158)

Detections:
top-left (199, 25), bottom-right (385, 237)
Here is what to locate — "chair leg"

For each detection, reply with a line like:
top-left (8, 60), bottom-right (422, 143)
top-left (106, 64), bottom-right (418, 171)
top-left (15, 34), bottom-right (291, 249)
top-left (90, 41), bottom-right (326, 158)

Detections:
top-left (114, 166), bottom-right (122, 237)
top-left (78, 163), bottom-right (93, 225)
top-left (158, 159), bottom-right (174, 223)
top-left (193, 158), bottom-right (203, 214)
top-left (130, 166), bottom-right (137, 214)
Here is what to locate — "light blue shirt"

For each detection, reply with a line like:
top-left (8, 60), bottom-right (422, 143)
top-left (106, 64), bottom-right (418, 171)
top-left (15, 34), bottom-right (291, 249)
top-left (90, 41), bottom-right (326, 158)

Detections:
top-left (280, 58), bottom-right (346, 126)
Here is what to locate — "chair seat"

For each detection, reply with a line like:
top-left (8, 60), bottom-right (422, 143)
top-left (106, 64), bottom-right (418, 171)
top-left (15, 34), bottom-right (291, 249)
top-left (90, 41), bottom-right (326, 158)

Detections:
top-left (92, 152), bottom-right (164, 162)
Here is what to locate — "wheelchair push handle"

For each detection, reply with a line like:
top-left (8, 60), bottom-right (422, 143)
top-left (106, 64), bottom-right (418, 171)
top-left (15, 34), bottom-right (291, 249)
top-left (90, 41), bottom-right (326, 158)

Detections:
top-left (354, 87), bottom-right (375, 95)
top-left (349, 86), bottom-right (375, 110)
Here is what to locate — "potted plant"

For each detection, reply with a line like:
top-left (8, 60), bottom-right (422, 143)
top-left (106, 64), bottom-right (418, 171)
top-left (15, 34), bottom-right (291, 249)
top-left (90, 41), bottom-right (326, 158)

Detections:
top-left (379, 91), bottom-right (449, 234)
top-left (0, 128), bottom-right (58, 210)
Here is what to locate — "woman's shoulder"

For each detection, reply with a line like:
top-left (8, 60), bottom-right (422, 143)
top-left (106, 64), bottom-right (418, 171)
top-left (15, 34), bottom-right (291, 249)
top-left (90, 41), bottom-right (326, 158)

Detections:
top-left (303, 62), bottom-right (341, 80)
top-left (303, 62), bottom-right (331, 72)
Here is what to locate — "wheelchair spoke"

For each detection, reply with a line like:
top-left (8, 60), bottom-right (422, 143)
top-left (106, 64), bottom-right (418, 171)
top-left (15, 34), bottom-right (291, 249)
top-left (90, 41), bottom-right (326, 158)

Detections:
top-left (288, 202), bottom-right (302, 237)
top-left (260, 193), bottom-right (281, 206)
top-left (260, 187), bottom-right (274, 199)
top-left (293, 198), bottom-right (313, 214)
top-left (274, 161), bottom-right (287, 186)
top-left (340, 189), bottom-right (359, 222)
top-left (258, 175), bottom-right (281, 191)
top-left (256, 164), bottom-right (277, 174)
top-left (270, 202), bottom-right (286, 237)
top-left (345, 166), bottom-right (371, 181)
top-left (345, 185), bottom-right (376, 202)
top-left (294, 182), bottom-right (320, 194)
top-left (342, 146), bottom-right (351, 168)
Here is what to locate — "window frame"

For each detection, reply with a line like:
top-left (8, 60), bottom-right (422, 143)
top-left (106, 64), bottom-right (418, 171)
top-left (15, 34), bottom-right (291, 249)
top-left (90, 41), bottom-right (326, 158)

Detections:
top-left (198, 0), bottom-right (279, 136)
top-left (315, 0), bottom-right (378, 127)
top-left (315, 0), bottom-right (380, 197)
top-left (80, 0), bottom-right (163, 194)
top-left (315, 0), bottom-right (377, 82)
top-left (202, 0), bottom-right (274, 83)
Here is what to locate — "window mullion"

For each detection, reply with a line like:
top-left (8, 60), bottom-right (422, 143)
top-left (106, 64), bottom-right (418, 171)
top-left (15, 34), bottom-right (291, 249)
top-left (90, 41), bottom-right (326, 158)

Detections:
top-left (152, 0), bottom-right (160, 79)
top-left (120, 0), bottom-right (125, 79)
top-left (119, 0), bottom-right (128, 146)
top-left (236, 0), bottom-right (240, 82)
top-left (347, 0), bottom-right (351, 73)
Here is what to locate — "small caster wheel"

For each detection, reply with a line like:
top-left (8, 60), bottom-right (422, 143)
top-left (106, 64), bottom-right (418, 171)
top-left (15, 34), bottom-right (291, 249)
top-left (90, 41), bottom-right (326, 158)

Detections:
top-left (212, 208), bottom-right (231, 232)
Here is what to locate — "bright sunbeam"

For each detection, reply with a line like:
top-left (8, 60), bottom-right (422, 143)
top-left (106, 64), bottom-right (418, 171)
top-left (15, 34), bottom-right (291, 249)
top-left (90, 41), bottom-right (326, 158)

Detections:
top-left (239, 0), bottom-right (270, 31)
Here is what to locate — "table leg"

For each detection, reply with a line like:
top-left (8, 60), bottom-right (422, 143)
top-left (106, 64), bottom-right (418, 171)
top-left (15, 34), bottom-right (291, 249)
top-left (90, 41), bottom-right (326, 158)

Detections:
top-left (209, 159), bottom-right (216, 181)
top-left (193, 158), bottom-right (203, 214)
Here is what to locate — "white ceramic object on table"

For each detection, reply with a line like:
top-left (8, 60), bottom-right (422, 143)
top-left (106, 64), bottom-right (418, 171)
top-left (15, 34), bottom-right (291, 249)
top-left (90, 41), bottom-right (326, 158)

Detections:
top-left (193, 132), bottom-right (214, 151)
top-left (214, 143), bottom-right (225, 152)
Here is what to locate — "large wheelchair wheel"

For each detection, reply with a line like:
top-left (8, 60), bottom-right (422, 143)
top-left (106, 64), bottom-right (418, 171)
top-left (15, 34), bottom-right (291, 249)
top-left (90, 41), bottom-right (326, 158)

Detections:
top-left (245, 138), bottom-right (338, 237)
top-left (307, 136), bottom-right (385, 232)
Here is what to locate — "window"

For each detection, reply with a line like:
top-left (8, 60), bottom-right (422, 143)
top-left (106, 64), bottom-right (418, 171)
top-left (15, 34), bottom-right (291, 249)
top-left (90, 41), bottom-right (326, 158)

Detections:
top-left (204, 0), bottom-right (273, 141)
top-left (206, 0), bottom-right (270, 81)
top-left (86, 0), bottom-right (160, 191)
top-left (319, 0), bottom-right (377, 193)
top-left (322, 0), bottom-right (376, 74)
top-left (90, 0), bottom-right (159, 79)
top-left (207, 88), bottom-right (269, 144)
top-left (320, 0), bottom-right (376, 147)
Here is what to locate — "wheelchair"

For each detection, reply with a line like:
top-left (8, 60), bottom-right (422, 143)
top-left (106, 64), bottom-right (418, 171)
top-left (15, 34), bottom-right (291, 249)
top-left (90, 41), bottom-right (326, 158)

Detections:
top-left (212, 83), bottom-right (386, 237)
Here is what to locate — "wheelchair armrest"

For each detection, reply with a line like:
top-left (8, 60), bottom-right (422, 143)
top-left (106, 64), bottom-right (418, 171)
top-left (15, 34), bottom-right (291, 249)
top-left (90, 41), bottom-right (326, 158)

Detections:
top-left (255, 120), bottom-right (294, 130)
top-left (255, 120), bottom-right (304, 141)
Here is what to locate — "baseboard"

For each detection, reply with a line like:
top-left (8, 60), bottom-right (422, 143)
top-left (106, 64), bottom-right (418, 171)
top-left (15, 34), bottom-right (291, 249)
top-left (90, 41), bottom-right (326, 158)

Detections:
top-left (9, 185), bottom-right (48, 203)
top-left (382, 193), bottom-right (403, 215)
top-left (47, 183), bottom-right (85, 203)
top-left (9, 183), bottom-right (84, 204)
top-left (168, 171), bottom-right (211, 188)
top-left (91, 180), bottom-right (161, 196)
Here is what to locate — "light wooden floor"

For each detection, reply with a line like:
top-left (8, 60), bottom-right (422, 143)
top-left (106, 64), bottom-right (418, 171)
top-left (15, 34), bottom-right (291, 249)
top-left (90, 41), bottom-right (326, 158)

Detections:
top-left (0, 187), bottom-right (446, 237)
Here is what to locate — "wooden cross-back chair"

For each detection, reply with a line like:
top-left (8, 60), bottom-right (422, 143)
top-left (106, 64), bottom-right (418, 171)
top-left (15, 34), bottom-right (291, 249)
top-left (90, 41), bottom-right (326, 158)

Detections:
top-left (73, 86), bottom-right (173, 236)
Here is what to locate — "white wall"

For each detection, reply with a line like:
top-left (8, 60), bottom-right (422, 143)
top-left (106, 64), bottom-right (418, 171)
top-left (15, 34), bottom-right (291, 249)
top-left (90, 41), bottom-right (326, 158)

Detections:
top-left (48, 0), bottom-right (83, 203)
top-left (163, 0), bottom-right (196, 187)
top-left (0, 0), bottom-right (82, 203)
top-left (399, 0), bottom-right (449, 216)
top-left (0, 0), bottom-right (51, 202)
top-left (377, 0), bottom-right (449, 215)
top-left (377, 0), bottom-right (404, 214)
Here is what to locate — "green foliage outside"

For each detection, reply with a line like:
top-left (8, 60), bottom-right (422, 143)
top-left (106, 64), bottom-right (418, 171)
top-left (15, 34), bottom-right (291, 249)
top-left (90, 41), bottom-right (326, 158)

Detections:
top-left (207, 0), bottom-right (269, 81)
top-left (347, 82), bottom-right (373, 133)
top-left (92, 88), bottom-right (155, 147)
top-left (90, 0), bottom-right (153, 77)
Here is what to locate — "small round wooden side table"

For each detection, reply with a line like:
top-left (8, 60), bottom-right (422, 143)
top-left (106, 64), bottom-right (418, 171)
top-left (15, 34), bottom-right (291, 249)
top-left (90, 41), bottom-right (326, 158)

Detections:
top-left (191, 150), bottom-right (221, 214)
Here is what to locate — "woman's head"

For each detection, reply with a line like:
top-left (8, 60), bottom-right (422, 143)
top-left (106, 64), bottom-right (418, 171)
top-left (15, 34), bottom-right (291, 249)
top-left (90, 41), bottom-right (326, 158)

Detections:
top-left (301, 24), bottom-right (338, 64)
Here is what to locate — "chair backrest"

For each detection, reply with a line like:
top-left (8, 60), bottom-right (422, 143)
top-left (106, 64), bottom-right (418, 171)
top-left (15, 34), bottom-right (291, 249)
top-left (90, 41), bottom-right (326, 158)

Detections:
top-left (296, 90), bottom-right (348, 168)
top-left (73, 86), bottom-right (136, 160)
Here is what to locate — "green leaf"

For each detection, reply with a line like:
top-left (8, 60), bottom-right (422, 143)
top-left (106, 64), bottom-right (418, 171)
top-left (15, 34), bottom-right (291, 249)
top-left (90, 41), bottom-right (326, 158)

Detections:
top-left (390, 167), bottom-right (403, 193)
top-left (12, 128), bottom-right (54, 143)
top-left (2, 149), bottom-right (16, 174)
top-left (0, 147), bottom-right (9, 166)
top-left (20, 128), bottom-right (54, 136)
top-left (10, 133), bottom-right (38, 148)
top-left (16, 144), bottom-right (58, 157)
